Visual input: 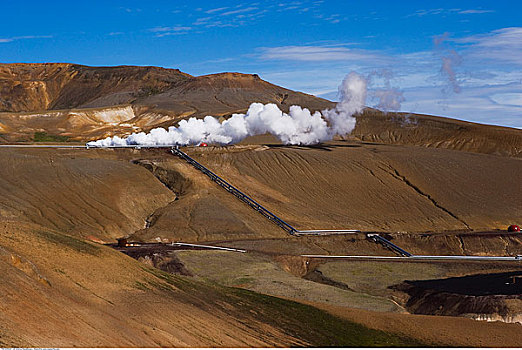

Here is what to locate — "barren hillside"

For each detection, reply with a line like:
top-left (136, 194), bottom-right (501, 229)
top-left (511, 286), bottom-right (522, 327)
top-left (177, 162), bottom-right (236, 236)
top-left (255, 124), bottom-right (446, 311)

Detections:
top-left (0, 63), bottom-right (520, 158)
top-left (150, 142), bottom-right (520, 237)
top-left (0, 147), bottom-right (425, 347)
top-left (0, 142), bottom-right (520, 347)
top-left (1, 63), bottom-right (521, 347)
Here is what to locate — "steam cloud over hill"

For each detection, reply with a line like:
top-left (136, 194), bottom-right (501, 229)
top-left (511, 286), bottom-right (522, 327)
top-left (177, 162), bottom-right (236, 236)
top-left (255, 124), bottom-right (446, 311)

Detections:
top-left (87, 72), bottom-right (366, 147)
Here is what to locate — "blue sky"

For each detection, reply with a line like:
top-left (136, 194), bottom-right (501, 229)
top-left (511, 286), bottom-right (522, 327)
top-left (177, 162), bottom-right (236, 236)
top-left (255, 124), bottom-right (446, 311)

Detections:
top-left (1, 1), bottom-right (521, 128)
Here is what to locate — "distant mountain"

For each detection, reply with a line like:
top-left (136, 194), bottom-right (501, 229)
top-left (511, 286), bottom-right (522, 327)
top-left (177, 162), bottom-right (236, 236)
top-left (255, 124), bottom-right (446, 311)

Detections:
top-left (0, 63), bottom-right (332, 114)
top-left (0, 63), bottom-right (520, 157)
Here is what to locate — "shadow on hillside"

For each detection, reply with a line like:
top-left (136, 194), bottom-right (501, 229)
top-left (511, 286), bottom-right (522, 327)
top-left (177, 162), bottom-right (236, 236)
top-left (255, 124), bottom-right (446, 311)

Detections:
top-left (264, 143), bottom-right (363, 152)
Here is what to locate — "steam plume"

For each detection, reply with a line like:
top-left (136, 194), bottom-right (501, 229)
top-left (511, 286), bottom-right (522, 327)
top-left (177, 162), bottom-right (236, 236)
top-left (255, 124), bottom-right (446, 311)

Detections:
top-left (87, 72), bottom-right (366, 147)
top-left (434, 32), bottom-right (462, 94)
top-left (367, 69), bottom-right (405, 112)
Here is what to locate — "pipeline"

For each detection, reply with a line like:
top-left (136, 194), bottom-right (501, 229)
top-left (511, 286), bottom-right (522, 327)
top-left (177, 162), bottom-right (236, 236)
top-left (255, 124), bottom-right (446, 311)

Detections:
top-left (171, 147), bottom-right (298, 235)
top-left (367, 233), bottom-right (412, 257)
top-left (171, 147), bottom-right (359, 236)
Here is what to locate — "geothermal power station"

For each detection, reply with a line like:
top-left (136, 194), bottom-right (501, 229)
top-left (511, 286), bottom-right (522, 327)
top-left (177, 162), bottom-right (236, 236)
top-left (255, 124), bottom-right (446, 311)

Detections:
top-left (0, 62), bottom-right (520, 348)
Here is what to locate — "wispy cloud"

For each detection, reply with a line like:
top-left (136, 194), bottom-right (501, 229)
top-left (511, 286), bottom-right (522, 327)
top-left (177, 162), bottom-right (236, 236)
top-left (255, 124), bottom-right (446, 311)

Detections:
top-left (164, 1), bottom-right (331, 34)
top-left (458, 9), bottom-right (494, 14)
top-left (406, 8), bottom-right (493, 17)
top-left (0, 35), bottom-right (52, 43)
top-left (149, 26), bottom-right (192, 36)
top-left (259, 45), bottom-right (385, 62)
top-left (314, 12), bottom-right (345, 24)
top-left (401, 84), bottom-right (522, 128)
top-left (456, 27), bottom-right (522, 65)
top-left (150, 26), bottom-right (192, 32)
top-left (406, 8), bottom-right (454, 17)
top-left (191, 4), bottom-right (268, 28)
top-left (221, 7), bottom-right (258, 16)
top-left (121, 7), bottom-right (142, 13)
top-left (205, 7), bottom-right (229, 14)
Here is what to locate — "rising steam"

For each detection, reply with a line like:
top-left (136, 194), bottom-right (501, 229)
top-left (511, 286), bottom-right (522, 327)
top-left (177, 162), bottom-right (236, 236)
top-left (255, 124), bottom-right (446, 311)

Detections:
top-left (87, 72), bottom-right (367, 147)
top-left (367, 69), bottom-right (405, 112)
top-left (434, 32), bottom-right (462, 94)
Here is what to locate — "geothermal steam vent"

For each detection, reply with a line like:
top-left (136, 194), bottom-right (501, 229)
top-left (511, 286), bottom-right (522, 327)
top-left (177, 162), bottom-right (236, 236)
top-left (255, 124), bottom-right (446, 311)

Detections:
top-left (88, 72), bottom-right (367, 147)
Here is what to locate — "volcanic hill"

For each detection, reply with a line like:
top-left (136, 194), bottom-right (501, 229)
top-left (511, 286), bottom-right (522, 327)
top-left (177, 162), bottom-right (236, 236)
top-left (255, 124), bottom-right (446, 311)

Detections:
top-left (0, 63), bottom-right (520, 158)
top-left (1, 63), bottom-right (522, 347)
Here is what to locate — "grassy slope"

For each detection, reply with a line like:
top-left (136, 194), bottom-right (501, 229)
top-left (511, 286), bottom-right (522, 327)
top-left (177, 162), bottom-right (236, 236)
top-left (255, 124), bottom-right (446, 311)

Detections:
top-left (0, 221), bottom-right (421, 347)
top-left (176, 250), bottom-right (401, 312)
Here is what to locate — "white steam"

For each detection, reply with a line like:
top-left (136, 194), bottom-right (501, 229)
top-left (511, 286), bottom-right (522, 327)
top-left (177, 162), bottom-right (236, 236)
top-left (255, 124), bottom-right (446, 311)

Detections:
top-left (323, 72), bottom-right (366, 135)
top-left (434, 32), bottom-right (462, 94)
top-left (367, 69), bottom-right (405, 112)
top-left (87, 72), bottom-right (367, 147)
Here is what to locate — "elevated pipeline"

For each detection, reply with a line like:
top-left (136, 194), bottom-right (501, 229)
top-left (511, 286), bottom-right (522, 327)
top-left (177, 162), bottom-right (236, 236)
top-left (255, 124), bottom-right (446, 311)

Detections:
top-left (171, 147), bottom-right (360, 236)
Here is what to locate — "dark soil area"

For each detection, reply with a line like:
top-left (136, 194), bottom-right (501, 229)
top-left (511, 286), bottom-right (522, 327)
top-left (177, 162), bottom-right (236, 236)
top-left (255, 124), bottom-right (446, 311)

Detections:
top-left (401, 271), bottom-right (522, 296)
top-left (392, 271), bottom-right (522, 318)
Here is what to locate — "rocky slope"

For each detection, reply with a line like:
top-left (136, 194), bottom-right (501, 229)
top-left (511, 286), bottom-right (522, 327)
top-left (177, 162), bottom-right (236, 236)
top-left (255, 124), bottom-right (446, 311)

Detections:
top-left (352, 109), bottom-right (522, 158)
top-left (0, 63), bottom-right (192, 112)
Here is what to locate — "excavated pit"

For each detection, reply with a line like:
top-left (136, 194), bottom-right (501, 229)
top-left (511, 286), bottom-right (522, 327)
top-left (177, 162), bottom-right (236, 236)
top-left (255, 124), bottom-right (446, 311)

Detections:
top-left (392, 271), bottom-right (522, 323)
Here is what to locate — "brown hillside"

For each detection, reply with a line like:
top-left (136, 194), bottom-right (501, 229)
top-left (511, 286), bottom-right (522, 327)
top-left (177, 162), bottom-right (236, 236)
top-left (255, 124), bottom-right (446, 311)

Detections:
top-left (0, 144), bottom-right (520, 347)
top-left (0, 147), bottom-right (429, 348)
top-left (154, 142), bottom-right (521, 236)
top-left (0, 64), bottom-right (330, 114)
top-left (1, 63), bottom-right (521, 347)
top-left (137, 72), bottom-right (333, 117)
top-left (353, 109), bottom-right (522, 157)
top-left (0, 63), bottom-right (520, 158)
top-left (0, 63), bottom-right (192, 112)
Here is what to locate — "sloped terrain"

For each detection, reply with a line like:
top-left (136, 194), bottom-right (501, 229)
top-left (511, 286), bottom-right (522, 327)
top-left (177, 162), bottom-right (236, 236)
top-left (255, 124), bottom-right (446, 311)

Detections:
top-left (0, 63), bottom-right (192, 112)
top-left (353, 109), bottom-right (522, 157)
top-left (0, 147), bottom-right (175, 241)
top-left (154, 141), bottom-right (520, 236)
top-left (1, 62), bottom-right (521, 347)
top-left (1, 220), bottom-right (422, 347)
top-left (0, 147), bottom-right (426, 347)
top-left (0, 63), bottom-right (332, 142)
top-left (0, 141), bottom-right (520, 346)
top-left (301, 300), bottom-right (522, 347)
top-left (0, 63), bottom-right (520, 160)
top-left (0, 64), bottom-right (329, 114)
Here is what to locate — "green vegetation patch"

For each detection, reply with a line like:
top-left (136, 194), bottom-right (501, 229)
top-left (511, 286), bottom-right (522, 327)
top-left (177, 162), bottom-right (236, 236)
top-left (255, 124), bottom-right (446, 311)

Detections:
top-left (35, 230), bottom-right (100, 255)
top-left (140, 264), bottom-right (423, 347)
top-left (229, 287), bottom-right (424, 347)
top-left (33, 132), bottom-right (69, 142)
top-left (134, 280), bottom-right (152, 291)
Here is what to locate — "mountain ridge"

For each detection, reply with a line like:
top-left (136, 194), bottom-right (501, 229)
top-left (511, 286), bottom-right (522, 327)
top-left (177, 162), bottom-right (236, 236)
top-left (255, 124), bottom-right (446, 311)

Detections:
top-left (0, 63), bottom-right (520, 157)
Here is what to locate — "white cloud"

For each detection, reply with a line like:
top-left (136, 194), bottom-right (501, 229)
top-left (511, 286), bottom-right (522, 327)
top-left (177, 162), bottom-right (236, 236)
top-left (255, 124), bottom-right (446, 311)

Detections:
top-left (205, 7), bottom-right (229, 14)
top-left (260, 45), bottom-right (386, 62)
top-left (406, 8), bottom-right (493, 17)
top-left (0, 35), bottom-right (52, 43)
top-left (458, 9), bottom-right (494, 14)
top-left (401, 84), bottom-right (522, 128)
top-left (150, 26), bottom-right (192, 32)
top-left (180, 23), bottom-right (520, 129)
top-left (221, 7), bottom-right (258, 16)
top-left (456, 27), bottom-right (522, 65)
top-left (406, 8), bottom-right (451, 17)
top-left (149, 26), bottom-right (192, 37)
top-left (490, 93), bottom-right (522, 107)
